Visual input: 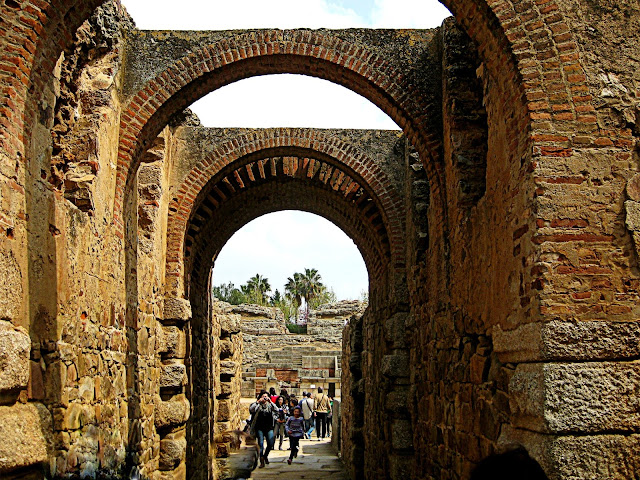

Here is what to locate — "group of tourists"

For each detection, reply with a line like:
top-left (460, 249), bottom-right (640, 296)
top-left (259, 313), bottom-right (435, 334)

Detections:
top-left (247, 386), bottom-right (334, 467)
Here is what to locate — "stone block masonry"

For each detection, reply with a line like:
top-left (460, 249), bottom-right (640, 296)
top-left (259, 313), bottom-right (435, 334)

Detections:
top-left (229, 301), bottom-right (364, 398)
top-left (1, 1), bottom-right (640, 479)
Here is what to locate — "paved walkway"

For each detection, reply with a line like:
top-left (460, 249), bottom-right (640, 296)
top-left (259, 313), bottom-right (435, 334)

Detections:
top-left (250, 437), bottom-right (348, 479)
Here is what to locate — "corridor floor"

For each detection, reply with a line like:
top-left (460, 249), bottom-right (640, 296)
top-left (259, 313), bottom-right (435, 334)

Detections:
top-left (250, 437), bottom-right (348, 479)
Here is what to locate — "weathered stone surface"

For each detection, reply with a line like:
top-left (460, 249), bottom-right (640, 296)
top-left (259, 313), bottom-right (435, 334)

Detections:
top-left (161, 326), bottom-right (187, 358)
top-left (0, 254), bottom-right (23, 323)
top-left (0, 321), bottom-right (30, 392)
top-left (495, 321), bottom-right (640, 362)
top-left (138, 163), bottom-right (163, 185)
top-left (313, 300), bottom-right (367, 318)
top-left (219, 313), bottom-right (241, 335)
top-left (159, 436), bottom-right (186, 470)
top-left (155, 394), bottom-right (190, 429)
top-left (63, 402), bottom-right (84, 430)
top-left (382, 354), bottom-right (410, 378)
top-left (160, 363), bottom-right (186, 388)
top-left (391, 419), bottom-right (413, 450)
top-left (510, 361), bottom-right (640, 433)
top-left (500, 426), bottom-right (640, 480)
top-left (220, 361), bottom-right (237, 377)
top-left (155, 461), bottom-right (186, 480)
top-left (220, 339), bottom-right (234, 358)
top-left (163, 298), bottom-right (192, 323)
top-left (0, 403), bottom-right (52, 473)
top-left (625, 200), bottom-right (640, 231)
top-left (216, 399), bottom-right (232, 422)
top-left (231, 304), bottom-right (286, 335)
top-left (626, 174), bottom-right (640, 202)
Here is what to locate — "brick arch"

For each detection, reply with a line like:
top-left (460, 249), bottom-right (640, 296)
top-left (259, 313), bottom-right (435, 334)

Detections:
top-left (436, 0), bottom-right (593, 175)
top-left (2, 1), bottom-right (587, 166)
top-left (188, 181), bottom-right (383, 294)
top-left (183, 177), bottom-right (396, 478)
top-left (440, 0), bottom-right (587, 124)
top-left (0, 0), bottom-right (105, 157)
top-left (115, 3), bottom-right (589, 233)
top-left (165, 129), bottom-right (405, 297)
top-left (116, 30), bottom-right (443, 234)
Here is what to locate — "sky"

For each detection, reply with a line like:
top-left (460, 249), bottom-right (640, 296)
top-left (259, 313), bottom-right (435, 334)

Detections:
top-left (121, 0), bottom-right (451, 300)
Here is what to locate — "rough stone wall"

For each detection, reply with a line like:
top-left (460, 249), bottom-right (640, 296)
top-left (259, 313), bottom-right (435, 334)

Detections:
top-left (211, 304), bottom-right (243, 477)
top-left (231, 302), bottom-right (363, 397)
top-left (307, 300), bottom-right (367, 339)
top-left (340, 311), bottom-right (365, 480)
top-left (2, 1), bottom-right (640, 479)
top-left (0, 4), bottom-right (139, 479)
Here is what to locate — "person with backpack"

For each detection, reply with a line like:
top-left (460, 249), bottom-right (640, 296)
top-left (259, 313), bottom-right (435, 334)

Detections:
top-left (313, 386), bottom-right (331, 440)
top-left (300, 391), bottom-right (315, 439)
top-left (269, 386), bottom-right (278, 403)
top-left (249, 390), bottom-right (277, 468)
top-left (326, 396), bottom-right (334, 437)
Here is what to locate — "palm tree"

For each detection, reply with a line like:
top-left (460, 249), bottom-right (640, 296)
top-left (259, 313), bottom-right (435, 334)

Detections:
top-left (300, 268), bottom-right (324, 318)
top-left (285, 272), bottom-right (304, 321)
top-left (242, 274), bottom-right (271, 305)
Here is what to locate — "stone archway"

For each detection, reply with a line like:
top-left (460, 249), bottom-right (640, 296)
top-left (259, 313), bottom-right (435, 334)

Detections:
top-left (1, 2), bottom-right (640, 480)
top-left (157, 125), bottom-right (411, 479)
top-left (163, 127), bottom-right (406, 299)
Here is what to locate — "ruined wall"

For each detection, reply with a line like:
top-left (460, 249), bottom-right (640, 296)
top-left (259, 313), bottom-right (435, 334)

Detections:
top-left (2, 1), bottom-right (640, 479)
top-left (408, 10), bottom-right (640, 480)
top-left (307, 300), bottom-right (366, 339)
top-left (0, 4), bottom-right (139, 479)
top-left (212, 304), bottom-right (243, 477)
top-left (232, 302), bottom-right (364, 397)
top-left (341, 311), bottom-right (365, 480)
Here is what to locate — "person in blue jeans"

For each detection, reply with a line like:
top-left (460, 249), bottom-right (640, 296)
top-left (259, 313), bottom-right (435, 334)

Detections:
top-left (300, 391), bottom-right (315, 438)
top-left (285, 406), bottom-right (305, 464)
top-left (249, 391), bottom-right (277, 468)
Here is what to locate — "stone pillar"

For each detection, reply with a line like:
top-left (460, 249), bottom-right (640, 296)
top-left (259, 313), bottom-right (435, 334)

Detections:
top-left (381, 312), bottom-right (414, 480)
top-left (495, 321), bottom-right (640, 479)
top-left (341, 312), bottom-right (365, 480)
top-left (156, 297), bottom-right (191, 480)
top-left (214, 305), bottom-right (244, 474)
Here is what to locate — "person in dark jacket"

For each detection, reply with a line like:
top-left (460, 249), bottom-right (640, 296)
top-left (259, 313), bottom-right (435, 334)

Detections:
top-left (273, 395), bottom-right (288, 450)
top-left (249, 390), bottom-right (277, 468)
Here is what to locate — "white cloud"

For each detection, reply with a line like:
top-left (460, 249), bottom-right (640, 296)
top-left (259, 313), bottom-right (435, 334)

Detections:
top-left (122, 0), bottom-right (367, 30)
top-left (122, 0), bottom-right (451, 30)
top-left (191, 74), bottom-right (398, 129)
top-left (369, 0), bottom-right (452, 28)
top-left (120, 0), bottom-right (450, 301)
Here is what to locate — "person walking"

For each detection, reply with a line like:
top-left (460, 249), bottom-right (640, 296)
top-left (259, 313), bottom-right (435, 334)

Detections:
top-left (300, 391), bottom-right (315, 439)
top-left (273, 395), bottom-right (288, 450)
top-left (326, 395), bottom-right (334, 437)
top-left (313, 387), bottom-right (331, 440)
top-left (285, 406), bottom-right (305, 464)
top-left (249, 390), bottom-right (277, 468)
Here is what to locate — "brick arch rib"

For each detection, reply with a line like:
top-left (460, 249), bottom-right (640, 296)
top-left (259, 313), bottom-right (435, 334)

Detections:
top-left (2, 1), bottom-right (587, 187)
top-left (117, 30), bottom-right (445, 238)
top-left (165, 128), bottom-right (405, 298)
top-left (187, 181), bottom-right (384, 297)
top-left (0, 0), bottom-right (107, 157)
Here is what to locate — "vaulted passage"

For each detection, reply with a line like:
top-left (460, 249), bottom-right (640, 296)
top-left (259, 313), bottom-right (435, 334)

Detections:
top-left (1, 2), bottom-right (640, 480)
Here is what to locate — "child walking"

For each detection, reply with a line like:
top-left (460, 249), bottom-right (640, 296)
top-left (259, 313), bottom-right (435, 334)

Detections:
top-left (285, 406), bottom-right (305, 464)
